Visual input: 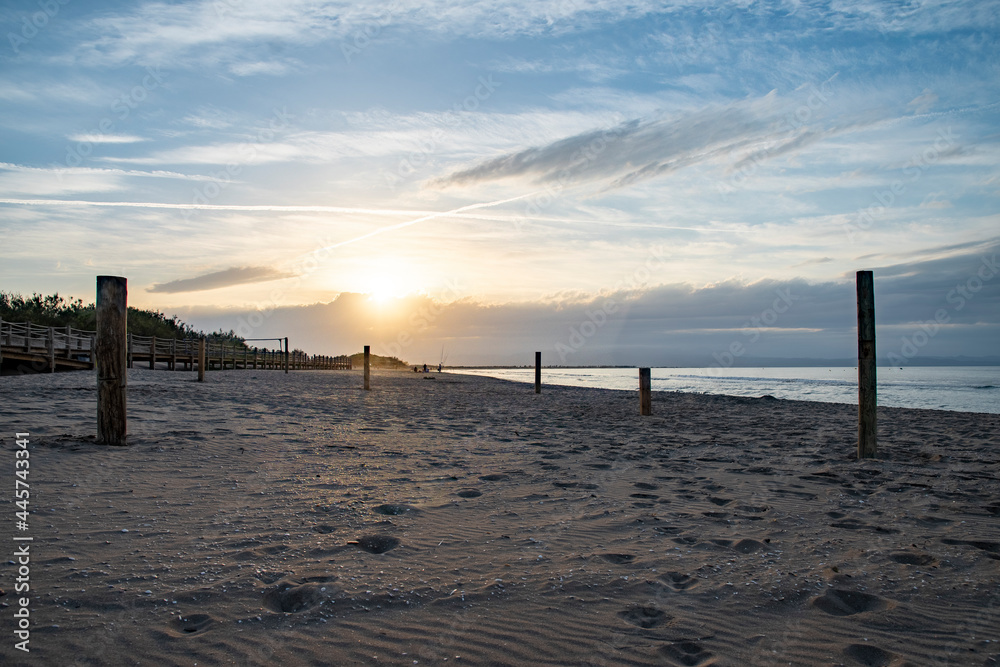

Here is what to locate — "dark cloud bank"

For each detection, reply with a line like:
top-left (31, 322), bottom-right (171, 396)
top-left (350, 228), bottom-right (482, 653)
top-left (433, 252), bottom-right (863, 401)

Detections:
top-left (178, 240), bottom-right (1000, 367)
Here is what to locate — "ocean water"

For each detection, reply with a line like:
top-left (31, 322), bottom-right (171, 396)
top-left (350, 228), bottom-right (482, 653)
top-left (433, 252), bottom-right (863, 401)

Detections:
top-left (452, 366), bottom-right (1000, 414)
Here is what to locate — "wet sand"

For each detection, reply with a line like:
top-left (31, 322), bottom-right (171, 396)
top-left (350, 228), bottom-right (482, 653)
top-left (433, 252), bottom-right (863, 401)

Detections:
top-left (0, 368), bottom-right (998, 666)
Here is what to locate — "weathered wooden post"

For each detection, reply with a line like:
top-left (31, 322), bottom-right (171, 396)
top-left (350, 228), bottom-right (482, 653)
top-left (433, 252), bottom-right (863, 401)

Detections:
top-left (284, 337), bottom-right (289, 374)
top-left (47, 326), bottom-right (55, 372)
top-left (96, 276), bottom-right (127, 445)
top-left (364, 345), bottom-right (371, 391)
top-left (535, 351), bottom-right (541, 394)
top-left (149, 335), bottom-right (156, 370)
top-left (639, 367), bottom-right (651, 416)
top-left (64, 325), bottom-right (72, 359)
top-left (170, 338), bottom-right (177, 371)
top-left (198, 337), bottom-right (206, 382)
top-left (857, 270), bottom-right (877, 459)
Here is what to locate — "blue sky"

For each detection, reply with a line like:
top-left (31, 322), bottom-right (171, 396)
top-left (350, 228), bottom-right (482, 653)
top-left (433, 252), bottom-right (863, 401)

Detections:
top-left (1, 1), bottom-right (998, 364)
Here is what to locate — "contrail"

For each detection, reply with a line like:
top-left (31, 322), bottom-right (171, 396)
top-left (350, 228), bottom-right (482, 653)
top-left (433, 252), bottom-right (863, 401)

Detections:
top-left (0, 197), bottom-right (469, 217)
top-left (313, 191), bottom-right (542, 252)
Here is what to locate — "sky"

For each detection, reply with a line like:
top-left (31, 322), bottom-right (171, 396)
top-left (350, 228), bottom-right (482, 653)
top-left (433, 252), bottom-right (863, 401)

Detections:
top-left (1, 0), bottom-right (998, 365)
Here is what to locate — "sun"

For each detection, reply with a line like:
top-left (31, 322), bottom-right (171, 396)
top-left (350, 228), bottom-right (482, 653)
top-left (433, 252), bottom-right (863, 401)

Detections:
top-left (361, 261), bottom-right (424, 305)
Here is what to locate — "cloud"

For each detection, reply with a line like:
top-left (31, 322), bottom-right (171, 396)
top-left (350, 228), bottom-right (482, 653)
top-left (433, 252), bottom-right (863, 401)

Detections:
top-left (177, 239), bottom-right (1000, 365)
top-left (228, 60), bottom-right (295, 77)
top-left (435, 86), bottom-right (858, 192)
top-left (147, 266), bottom-right (295, 293)
top-left (66, 133), bottom-right (146, 144)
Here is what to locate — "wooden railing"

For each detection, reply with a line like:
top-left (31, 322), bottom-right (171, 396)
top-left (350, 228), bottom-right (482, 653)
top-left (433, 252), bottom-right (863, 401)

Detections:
top-left (0, 317), bottom-right (351, 374)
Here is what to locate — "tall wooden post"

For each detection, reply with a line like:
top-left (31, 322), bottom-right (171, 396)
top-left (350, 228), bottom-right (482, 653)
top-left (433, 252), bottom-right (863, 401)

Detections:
top-left (47, 326), bottom-right (55, 372)
top-left (364, 345), bottom-right (371, 390)
top-left (535, 351), bottom-right (541, 394)
top-left (857, 270), bottom-right (877, 459)
top-left (284, 337), bottom-right (289, 374)
top-left (96, 276), bottom-right (127, 445)
top-left (198, 337), bottom-right (206, 382)
top-left (639, 367), bottom-right (651, 416)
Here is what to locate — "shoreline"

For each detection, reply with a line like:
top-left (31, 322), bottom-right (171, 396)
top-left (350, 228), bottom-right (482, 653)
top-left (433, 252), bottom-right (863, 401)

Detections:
top-left (1, 368), bottom-right (998, 665)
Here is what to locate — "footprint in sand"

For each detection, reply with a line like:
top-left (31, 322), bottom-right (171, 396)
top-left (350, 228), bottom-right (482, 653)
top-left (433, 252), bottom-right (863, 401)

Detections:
top-left (843, 643), bottom-right (897, 666)
top-left (167, 613), bottom-right (215, 636)
top-left (811, 589), bottom-right (890, 616)
top-left (312, 524), bottom-right (337, 534)
top-left (660, 572), bottom-right (699, 591)
top-left (373, 503), bottom-right (419, 516)
top-left (659, 640), bottom-right (714, 666)
top-left (455, 488), bottom-right (483, 498)
top-left (634, 482), bottom-right (659, 490)
top-left (264, 581), bottom-right (328, 613)
top-left (889, 552), bottom-right (937, 566)
top-left (942, 538), bottom-right (1000, 559)
top-left (618, 605), bottom-right (668, 629)
top-left (479, 474), bottom-right (509, 481)
top-left (731, 538), bottom-right (765, 554)
top-left (349, 535), bottom-right (400, 554)
top-left (599, 553), bottom-right (635, 564)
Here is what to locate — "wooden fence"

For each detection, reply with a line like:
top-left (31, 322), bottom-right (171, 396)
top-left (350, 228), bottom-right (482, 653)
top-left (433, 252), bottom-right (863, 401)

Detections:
top-left (0, 318), bottom-right (351, 374)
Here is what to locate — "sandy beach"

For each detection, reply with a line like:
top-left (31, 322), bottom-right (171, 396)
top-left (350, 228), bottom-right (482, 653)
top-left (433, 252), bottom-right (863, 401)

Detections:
top-left (1, 368), bottom-right (998, 666)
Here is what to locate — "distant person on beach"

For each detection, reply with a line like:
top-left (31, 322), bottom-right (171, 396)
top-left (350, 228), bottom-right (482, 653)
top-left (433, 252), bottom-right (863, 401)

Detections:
top-left (438, 363), bottom-right (442, 372)
top-left (423, 363), bottom-right (428, 372)
top-left (413, 366), bottom-right (418, 372)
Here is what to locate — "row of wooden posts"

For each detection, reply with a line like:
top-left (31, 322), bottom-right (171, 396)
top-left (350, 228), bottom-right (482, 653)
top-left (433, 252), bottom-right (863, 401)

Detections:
top-left (530, 271), bottom-right (879, 460)
top-left (95, 273), bottom-right (879, 460)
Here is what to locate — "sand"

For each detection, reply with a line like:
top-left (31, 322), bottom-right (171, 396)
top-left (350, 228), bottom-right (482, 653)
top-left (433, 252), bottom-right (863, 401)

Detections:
top-left (0, 368), bottom-right (998, 666)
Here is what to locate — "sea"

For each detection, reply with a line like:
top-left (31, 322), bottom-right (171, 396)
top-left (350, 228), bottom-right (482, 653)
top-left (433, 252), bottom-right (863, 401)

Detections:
top-left (452, 366), bottom-right (1000, 415)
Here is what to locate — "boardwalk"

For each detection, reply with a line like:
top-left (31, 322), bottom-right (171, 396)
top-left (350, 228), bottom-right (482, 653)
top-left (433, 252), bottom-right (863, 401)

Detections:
top-left (0, 319), bottom-right (351, 374)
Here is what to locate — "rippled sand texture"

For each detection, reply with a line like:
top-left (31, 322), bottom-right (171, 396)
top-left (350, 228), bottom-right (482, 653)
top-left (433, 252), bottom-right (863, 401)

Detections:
top-left (1, 369), bottom-right (998, 666)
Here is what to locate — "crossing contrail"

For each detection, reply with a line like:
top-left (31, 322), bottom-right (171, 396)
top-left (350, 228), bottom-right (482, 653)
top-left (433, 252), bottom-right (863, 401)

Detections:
top-left (313, 191), bottom-right (541, 252)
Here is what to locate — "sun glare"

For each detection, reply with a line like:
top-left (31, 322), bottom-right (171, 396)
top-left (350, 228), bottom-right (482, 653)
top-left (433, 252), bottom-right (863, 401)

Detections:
top-left (361, 261), bottom-right (424, 306)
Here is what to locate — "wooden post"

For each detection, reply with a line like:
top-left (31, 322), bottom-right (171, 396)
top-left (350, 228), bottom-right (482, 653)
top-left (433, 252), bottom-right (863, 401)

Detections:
top-left (857, 270), bottom-right (877, 459)
top-left (127, 332), bottom-right (133, 368)
top-left (96, 276), bottom-right (127, 445)
top-left (534, 351), bottom-right (541, 394)
top-left (149, 335), bottom-right (157, 370)
top-left (64, 325), bottom-right (72, 358)
top-left (170, 338), bottom-right (177, 371)
top-left (0, 317), bottom-right (4, 365)
top-left (47, 326), bottom-right (55, 372)
top-left (364, 345), bottom-right (371, 391)
top-left (284, 337), bottom-right (289, 374)
top-left (639, 367), bottom-right (651, 416)
top-left (198, 337), bottom-right (206, 382)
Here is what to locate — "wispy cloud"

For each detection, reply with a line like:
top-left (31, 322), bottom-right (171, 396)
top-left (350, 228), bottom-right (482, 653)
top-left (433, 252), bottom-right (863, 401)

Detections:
top-left (435, 86), bottom-right (859, 192)
top-left (66, 133), bottom-right (146, 144)
top-left (148, 266), bottom-right (295, 294)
